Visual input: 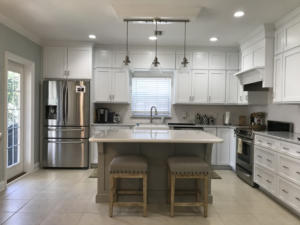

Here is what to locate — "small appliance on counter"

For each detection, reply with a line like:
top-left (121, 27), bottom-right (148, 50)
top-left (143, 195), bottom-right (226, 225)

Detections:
top-left (95, 108), bottom-right (109, 123)
top-left (113, 113), bottom-right (121, 123)
top-left (250, 112), bottom-right (266, 131)
top-left (223, 112), bottom-right (231, 125)
top-left (195, 114), bottom-right (215, 125)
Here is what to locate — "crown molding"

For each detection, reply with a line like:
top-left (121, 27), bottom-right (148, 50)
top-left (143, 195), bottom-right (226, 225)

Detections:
top-left (0, 13), bottom-right (41, 45)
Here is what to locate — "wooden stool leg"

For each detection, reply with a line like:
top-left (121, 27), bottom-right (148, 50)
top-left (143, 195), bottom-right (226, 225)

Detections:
top-left (143, 174), bottom-right (148, 217)
top-left (109, 175), bottom-right (115, 217)
top-left (113, 178), bottom-right (117, 202)
top-left (196, 178), bottom-right (200, 202)
top-left (203, 175), bottom-right (208, 217)
top-left (170, 174), bottom-right (176, 217)
top-left (167, 169), bottom-right (170, 204)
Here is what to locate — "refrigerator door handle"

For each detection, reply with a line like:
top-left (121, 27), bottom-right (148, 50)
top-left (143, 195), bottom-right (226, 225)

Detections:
top-left (47, 140), bottom-right (86, 144)
top-left (66, 84), bottom-right (69, 123)
top-left (48, 127), bottom-right (85, 131)
top-left (62, 82), bottom-right (66, 125)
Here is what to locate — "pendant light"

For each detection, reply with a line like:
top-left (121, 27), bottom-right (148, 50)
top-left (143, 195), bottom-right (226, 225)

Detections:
top-left (181, 21), bottom-right (189, 68)
top-left (152, 20), bottom-right (160, 68)
top-left (123, 21), bottom-right (131, 66)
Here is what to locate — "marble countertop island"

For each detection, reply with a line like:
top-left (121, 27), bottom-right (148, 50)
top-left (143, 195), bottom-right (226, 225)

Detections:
top-left (89, 129), bottom-right (223, 144)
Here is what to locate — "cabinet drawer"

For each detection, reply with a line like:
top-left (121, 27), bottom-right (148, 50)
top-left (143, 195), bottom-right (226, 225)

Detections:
top-left (278, 177), bottom-right (300, 212)
top-left (255, 135), bottom-right (279, 150)
top-left (254, 164), bottom-right (277, 195)
top-left (279, 154), bottom-right (300, 186)
top-left (254, 147), bottom-right (277, 172)
top-left (280, 142), bottom-right (300, 159)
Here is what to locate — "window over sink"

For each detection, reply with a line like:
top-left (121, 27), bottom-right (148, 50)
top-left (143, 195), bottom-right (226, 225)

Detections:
top-left (131, 76), bottom-right (172, 117)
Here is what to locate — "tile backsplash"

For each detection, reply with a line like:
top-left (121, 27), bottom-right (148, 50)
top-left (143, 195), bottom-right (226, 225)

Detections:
top-left (93, 103), bottom-right (249, 125)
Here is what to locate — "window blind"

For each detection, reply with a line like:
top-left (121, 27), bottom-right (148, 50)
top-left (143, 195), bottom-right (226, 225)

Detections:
top-left (131, 77), bottom-right (172, 116)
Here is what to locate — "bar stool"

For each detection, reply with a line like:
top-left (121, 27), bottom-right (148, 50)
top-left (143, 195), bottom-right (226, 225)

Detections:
top-left (109, 155), bottom-right (148, 217)
top-left (167, 156), bottom-right (210, 217)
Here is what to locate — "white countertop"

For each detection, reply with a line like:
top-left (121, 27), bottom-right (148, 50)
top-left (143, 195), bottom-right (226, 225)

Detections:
top-left (89, 129), bottom-right (223, 143)
top-left (254, 131), bottom-right (300, 145)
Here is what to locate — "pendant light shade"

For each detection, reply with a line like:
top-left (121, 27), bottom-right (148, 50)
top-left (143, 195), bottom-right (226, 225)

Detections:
top-left (181, 22), bottom-right (189, 68)
top-left (152, 20), bottom-right (160, 68)
top-left (123, 21), bottom-right (131, 66)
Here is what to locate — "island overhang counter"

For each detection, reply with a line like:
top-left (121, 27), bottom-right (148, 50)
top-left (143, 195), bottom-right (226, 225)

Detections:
top-left (89, 129), bottom-right (223, 203)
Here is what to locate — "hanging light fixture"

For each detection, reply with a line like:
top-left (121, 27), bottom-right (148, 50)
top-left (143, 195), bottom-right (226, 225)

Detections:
top-left (181, 21), bottom-right (189, 68)
top-left (123, 21), bottom-right (131, 66)
top-left (152, 19), bottom-right (160, 67)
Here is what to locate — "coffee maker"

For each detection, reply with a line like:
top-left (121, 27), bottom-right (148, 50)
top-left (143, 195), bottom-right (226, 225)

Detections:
top-left (250, 112), bottom-right (266, 131)
top-left (95, 108), bottom-right (109, 123)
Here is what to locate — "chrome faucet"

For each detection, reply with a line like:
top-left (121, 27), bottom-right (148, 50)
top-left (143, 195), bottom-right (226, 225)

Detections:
top-left (150, 106), bottom-right (158, 123)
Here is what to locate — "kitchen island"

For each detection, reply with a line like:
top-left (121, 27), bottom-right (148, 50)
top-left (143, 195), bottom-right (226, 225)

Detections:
top-left (89, 128), bottom-right (223, 203)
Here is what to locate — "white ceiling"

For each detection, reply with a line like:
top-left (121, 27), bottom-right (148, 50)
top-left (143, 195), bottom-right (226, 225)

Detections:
top-left (0, 0), bottom-right (300, 47)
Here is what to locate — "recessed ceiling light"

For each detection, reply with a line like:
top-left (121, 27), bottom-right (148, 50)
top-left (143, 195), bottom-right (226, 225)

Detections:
top-left (209, 37), bottom-right (218, 42)
top-left (234, 11), bottom-right (245, 18)
top-left (149, 36), bottom-right (158, 41)
top-left (89, 34), bottom-right (96, 39)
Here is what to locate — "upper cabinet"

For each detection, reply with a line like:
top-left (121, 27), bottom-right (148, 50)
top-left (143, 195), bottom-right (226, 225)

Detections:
top-left (209, 52), bottom-right (226, 69)
top-left (226, 70), bottom-right (239, 104)
top-left (44, 46), bottom-right (92, 79)
top-left (273, 10), bottom-right (300, 103)
top-left (192, 52), bottom-right (209, 69)
top-left (209, 70), bottom-right (226, 103)
top-left (226, 53), bottom-right (240, 70)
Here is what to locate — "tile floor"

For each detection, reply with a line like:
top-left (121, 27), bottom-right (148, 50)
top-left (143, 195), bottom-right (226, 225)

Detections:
top-left (0, 169), bottom-right (299, 225)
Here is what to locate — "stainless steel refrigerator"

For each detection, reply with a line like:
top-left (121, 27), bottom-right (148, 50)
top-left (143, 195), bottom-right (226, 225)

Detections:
top-left (43, 80), bottom-right (90, 168)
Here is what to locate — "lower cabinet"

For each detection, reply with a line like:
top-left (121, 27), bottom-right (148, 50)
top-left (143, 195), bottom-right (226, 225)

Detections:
top-left (254, 134), bottom-right (300, 214)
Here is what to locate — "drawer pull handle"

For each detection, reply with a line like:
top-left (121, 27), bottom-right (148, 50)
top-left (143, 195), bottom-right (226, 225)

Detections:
top-left (281, 189), bottom-right (288, 194)
top-left (282, 165), bottom-right (289, 169)
top-left (267, 142), bottom-right (272, 146)
top-left (267, 159), bottom-right (272, 163)
top-left (296, 171), bottom-right (300, 175)
top-left (257, 155), bottom-right (263, 159)
top-left (296, 197), bottom-right (300, 201)
top-left (283, 147), bottom-right (290, 151)
top-left (258, 140), bottom-right (262, 143)
top-left (266, 179), bottom-right (271, 184)
top-left (257, 174), bottom-right (262, 178)
top-left (297, 151), bottom-right (300, 154)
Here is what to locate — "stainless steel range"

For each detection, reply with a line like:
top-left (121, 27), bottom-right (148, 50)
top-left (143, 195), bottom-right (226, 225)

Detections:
top-left (235, 120), bottom-right (294, 187)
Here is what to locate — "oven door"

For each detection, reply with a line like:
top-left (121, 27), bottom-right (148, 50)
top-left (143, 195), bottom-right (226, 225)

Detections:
top-left (236, 136), bottom-right (253, 172)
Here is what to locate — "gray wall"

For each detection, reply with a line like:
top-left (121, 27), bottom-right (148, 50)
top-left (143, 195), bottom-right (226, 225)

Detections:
top-left (0, 23), bottom-right (42, 182)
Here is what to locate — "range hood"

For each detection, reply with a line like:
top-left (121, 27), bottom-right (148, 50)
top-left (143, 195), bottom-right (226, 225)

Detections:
top-left (234, 67), bottom-right (269, 92)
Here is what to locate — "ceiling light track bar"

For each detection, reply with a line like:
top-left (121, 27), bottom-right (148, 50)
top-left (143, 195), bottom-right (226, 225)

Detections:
top-left (123, 18), bottom-right (190, 23)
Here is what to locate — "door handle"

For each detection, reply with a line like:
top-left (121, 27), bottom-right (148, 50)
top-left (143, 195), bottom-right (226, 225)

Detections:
top-left (266, 179), bottom-right (271, 184)
top-left (48, 140), bottom-right (85, 144)
top-left (48, 128), bottom-right (84, 131)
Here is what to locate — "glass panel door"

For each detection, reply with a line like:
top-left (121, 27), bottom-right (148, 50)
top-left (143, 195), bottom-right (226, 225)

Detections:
top-left (6, 61), bottom-right (24, 180)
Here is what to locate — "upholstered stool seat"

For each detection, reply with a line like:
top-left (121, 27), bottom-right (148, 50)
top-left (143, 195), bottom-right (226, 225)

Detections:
top-left (167, 156), bottom-right (210, 217)
top-left (109, 155), bottom-right (148, 217)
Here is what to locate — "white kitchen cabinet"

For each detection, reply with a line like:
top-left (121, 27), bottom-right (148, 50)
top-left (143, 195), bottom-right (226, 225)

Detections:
top-left (226, 52), bottom-right (239, 70)
top-left (175, 52), bottom-right (192, 69)
top-left (157, 51), bottom-right (175, 69)
top-left (93, 69), bottom-right (130, 103)
top-left (216, 128), bottom-right (231, 165)
top-left (273, 54), bottom-right (283, 103)
top-left (44, 46), bottom-right (92, 79)
top-left (130, 51), bottom-right (154, 69)
top-left (209, 70), bottom-right (226, 103)
top-left (94, 49), bottom-right (113, 68)
top-left (192, 52), bottom-right (209, 69)
top-left (286, 18), bottom-right (300, 50)
top-left (174, 70), bottom-right (192, 103)
top-left (114, 51), bottom-right (127, 68)
top-left (226, 70), bottom-right (239, 104)
top-left (229, 129), bottom-right (236, 170)
top-left (43, 47), bottom-right (67, 78)
top-left (191, 70), bottom-right (209, 103)
top-left (203, 128), bottom-right (217, 165)
top-left (209, 52), bottom-right (226, 69)
top-left (282, 46), bottom-right (300, 102)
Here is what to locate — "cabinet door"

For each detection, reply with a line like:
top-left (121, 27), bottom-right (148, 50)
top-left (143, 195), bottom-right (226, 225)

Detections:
top-left (94, 49), bottom-right (113, 68)
top-left (131, 51), bottom-right (154, 69)
top-left (67, 47), bottom-right (92, 79)
top-left (174, 70), bottom-right (192, 103)
top-left (226, 52), bottom-right (239, 70)
top-left (113, 51), bottom-right (126, 68)
top-left (203, 128), bottom-right (217, 165)
top-left (241, 52), bottom-right (253, 71)
top-left (216, 128), bottom-right (231, 165)
top-left (191, 70), bottom-right (209, 103)
top-left (111, 70), bottom-right (130, 103)
top-left (209, 52), bottom-right (226, 69)
top-left (157, 51), bottom-right (175, 69)
top-left (226, 70), bottom-right (239, 104)
top-left (229, 129), bottom-right (236, 170)
top-left (283, 46), bottom-right (300, 102)
top-left (176, 52), bottom-right (192, 69)
top-left (93, 69), bottom-right (112, 102)
top-left (192, 52), bottom-right (209, 69)
top-left (209, 70), bottom-right (226, 103)
top-left (43, 47), bottom-right (67, 78)
top-left (286, 19), bottom-right (300, 50)
top-left (273, 54), bottom-right (283, 103)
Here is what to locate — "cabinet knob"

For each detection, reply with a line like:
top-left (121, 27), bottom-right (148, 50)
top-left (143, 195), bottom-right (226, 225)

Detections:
top-left (281, 189), bottom-right (288, 194)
